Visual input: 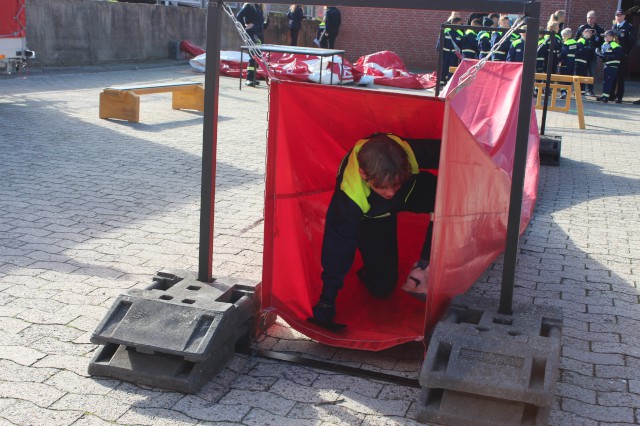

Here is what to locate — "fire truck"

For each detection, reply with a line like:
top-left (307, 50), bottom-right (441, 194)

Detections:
top-left (0, 0), bottom-right (34, 74)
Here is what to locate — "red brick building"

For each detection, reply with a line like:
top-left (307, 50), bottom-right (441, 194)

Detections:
top-left (333, 0), bottom-right (639, 76)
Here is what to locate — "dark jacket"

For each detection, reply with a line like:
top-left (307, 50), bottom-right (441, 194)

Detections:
top-left (236, 3), bottom-right (264, 42)
top-left (477, 30), bottom-right (492, 58)
top-left (491, 31), bottom-right (520, 61)
top-left (321, 136), bottom-right (440, 296)
top-left (324, 7), bottom-right (341, 33)
top-left (559, 38), bottom-right (578, 74)
top-left (462, 29), bottom-right (479, 59)
top-left (575, 23), bottom-right (604, 49)
top-left (611, 21), bottom-right (635, 56)
top-left (287, 6), bottom-right (304, 30)
top-left (507, 38), bottom-right (525, 62)
top-left (601, 41), bottom-right (624, 67)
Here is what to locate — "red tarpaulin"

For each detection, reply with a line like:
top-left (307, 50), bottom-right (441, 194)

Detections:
top-left (261, 61), bottom-right (539, 351)
top-left (0, 0), bottom-right (25, 39)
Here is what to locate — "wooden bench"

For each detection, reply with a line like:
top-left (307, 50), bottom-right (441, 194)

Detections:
top-left (99, 81), bottom-right (204, 123)
top-left (447, 67), bottom-right (594, 129)
top-left (533, 73), bottom-right (593, 130)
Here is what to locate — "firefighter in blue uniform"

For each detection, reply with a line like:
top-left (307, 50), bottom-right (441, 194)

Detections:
top-left (558, 28), bottom-right (577, 99)
top-left (477, 17), bottom-right (493, 59)
top-left (596, 30), bottom-right (623, 103)
top-left (461, 19), bottom-right (482, 59)
top-left (575, 11), bottom-right (604, 96)
top-left (237, 3), bottom-right (266, 87)
top-left (574, 29), bottom-right (593, 93)
top-left (491, 16), bottom-right (519, 61)
top-left (610, 9), bottom-right (635, 103)
top-left (437, 16), bottom-right (464, 86)
top-left (506, 26), bottom-right (526, 62)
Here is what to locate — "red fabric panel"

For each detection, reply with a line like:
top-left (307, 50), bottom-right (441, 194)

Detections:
top-left (262, 60), bottom-right (539, 350)
top-left (1, 0), bottom-right (25, 38)
top-left (263, 81), bottom-right (444, 350)
top-left (425, 61), bottom-right (540, 327)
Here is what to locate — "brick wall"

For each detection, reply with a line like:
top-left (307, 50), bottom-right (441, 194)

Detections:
top-left (336, 0), bottom-right (618, 74)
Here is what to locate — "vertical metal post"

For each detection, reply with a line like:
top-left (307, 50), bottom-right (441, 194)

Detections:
top-left (198, 1), bottom-right (223, 283)
top-left (499, 3), bottom-right (540, 315)
top-left (436, 25), bottom-right (444, 97)
top-left (540, 32), bottom-right (556, 135)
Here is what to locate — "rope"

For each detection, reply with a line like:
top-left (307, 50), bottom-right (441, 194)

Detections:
top-left (445, 16), bottom-right (526, 99)
top-left (221, 2), bottom-right (274, 81)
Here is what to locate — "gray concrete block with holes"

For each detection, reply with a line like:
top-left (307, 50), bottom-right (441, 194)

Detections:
top-left (88, 269), bottom-right (260, 393)
top-left (417, 294), bottom-right (563, 425)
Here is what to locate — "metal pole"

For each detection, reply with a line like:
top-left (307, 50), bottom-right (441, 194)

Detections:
top-left (540, 32), bottom-right (556, 135)
top-left (198, 1), bottom-right (222, 283)
top-left (436, 25), bottom-right (444, 97)
top-left (499, 2), bottom-right (540, 315)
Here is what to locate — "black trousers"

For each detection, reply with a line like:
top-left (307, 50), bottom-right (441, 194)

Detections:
top-left (612, 56), bottom-right (628, 101)
top-left (603, 66), bottom-right (618, 99)
top-left (290, 27), bottom-right (300, 46)
top-left (356, 173), bottom-right (437, 298)
top-left (320, 30), bottom-right (339, 49)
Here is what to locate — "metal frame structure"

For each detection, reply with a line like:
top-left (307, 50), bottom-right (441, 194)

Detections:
top-left (200, 0), bottom-right (542, 318)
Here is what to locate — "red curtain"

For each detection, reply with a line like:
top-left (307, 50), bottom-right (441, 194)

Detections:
top-left (261, 60), bottom-right (539, 351)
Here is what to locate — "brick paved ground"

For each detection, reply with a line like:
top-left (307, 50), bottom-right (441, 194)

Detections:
top-left (0, 64), bottom-right (639, 425)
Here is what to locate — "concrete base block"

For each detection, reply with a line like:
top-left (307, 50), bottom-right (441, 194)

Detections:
top-left (417, 294), bottom-right (562, 425)
top-left (88, 270), bottom-right (260, 393)
top-left (417, 387), bottom-right (551, 426)
top-left (539, 135), bottom-right (561, 167)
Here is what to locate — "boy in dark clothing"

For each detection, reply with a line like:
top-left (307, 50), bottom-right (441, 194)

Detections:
top-left (574, 29), bottom-right (594, 93)
top-left (477, 18), bottom-right (493, 59)
top-left (596, 30), bottom-right (624, 103)
top-left (507, 25), bottom-right (526, 62)
top-left (437, 17), bottom-right (464, 86)
top-left (491, 16), bottom-right (519, 61)
top-left (312, 134), bottom-right (440, 325)
top-left (462, 19), bottom-right (482, 59)
top-left (558, 28), bottom-right (577, 99)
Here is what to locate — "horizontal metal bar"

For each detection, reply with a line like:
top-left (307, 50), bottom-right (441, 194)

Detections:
top-left (239, 348), bottom-right (421, 388)
top-left (251, 0), bottom-right (533, 14)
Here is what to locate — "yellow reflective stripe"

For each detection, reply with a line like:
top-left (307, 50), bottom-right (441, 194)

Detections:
top-left (247, 66), bottom-right (256, 71)
top-left (404, 179), bottom-right (416, 203)
top-left (575, 59), bottom-right (587, 63)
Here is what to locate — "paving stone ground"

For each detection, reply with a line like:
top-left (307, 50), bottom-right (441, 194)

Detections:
top-left (0, 63), bottom-right (639, 425)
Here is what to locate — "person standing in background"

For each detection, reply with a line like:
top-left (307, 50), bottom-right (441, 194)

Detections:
top-left (462, 19), bottom-right (481, 59)
top-left (287, 4), bottom-right (305, 46)
top-left (575, 11), bottom-right (604, 96)
top-left (491, 15), bottom-right (518, 61)
top-left (551, 10), bottom-right (566, 31)
top-left (610, 9), bottom-right (635, 103)
top-left (320, 6), bottom-right (341, 49)
top-left (236, 3), bottom-right (265, 87)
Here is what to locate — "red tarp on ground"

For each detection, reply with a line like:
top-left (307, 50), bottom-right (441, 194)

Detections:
top-left (261, 60), bottom-right (539, 351)
top-left (352, 51), bottom-right (437, 89)
top-left (0, 0), bottom-right (25, 38)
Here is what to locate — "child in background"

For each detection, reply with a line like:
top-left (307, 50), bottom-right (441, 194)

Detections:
top-left (558, 28), bottom-right (577, 99)
top-left (574, 29), bottom-right (593, 94)
top-left (596, 30), bottom-right (623, 103)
